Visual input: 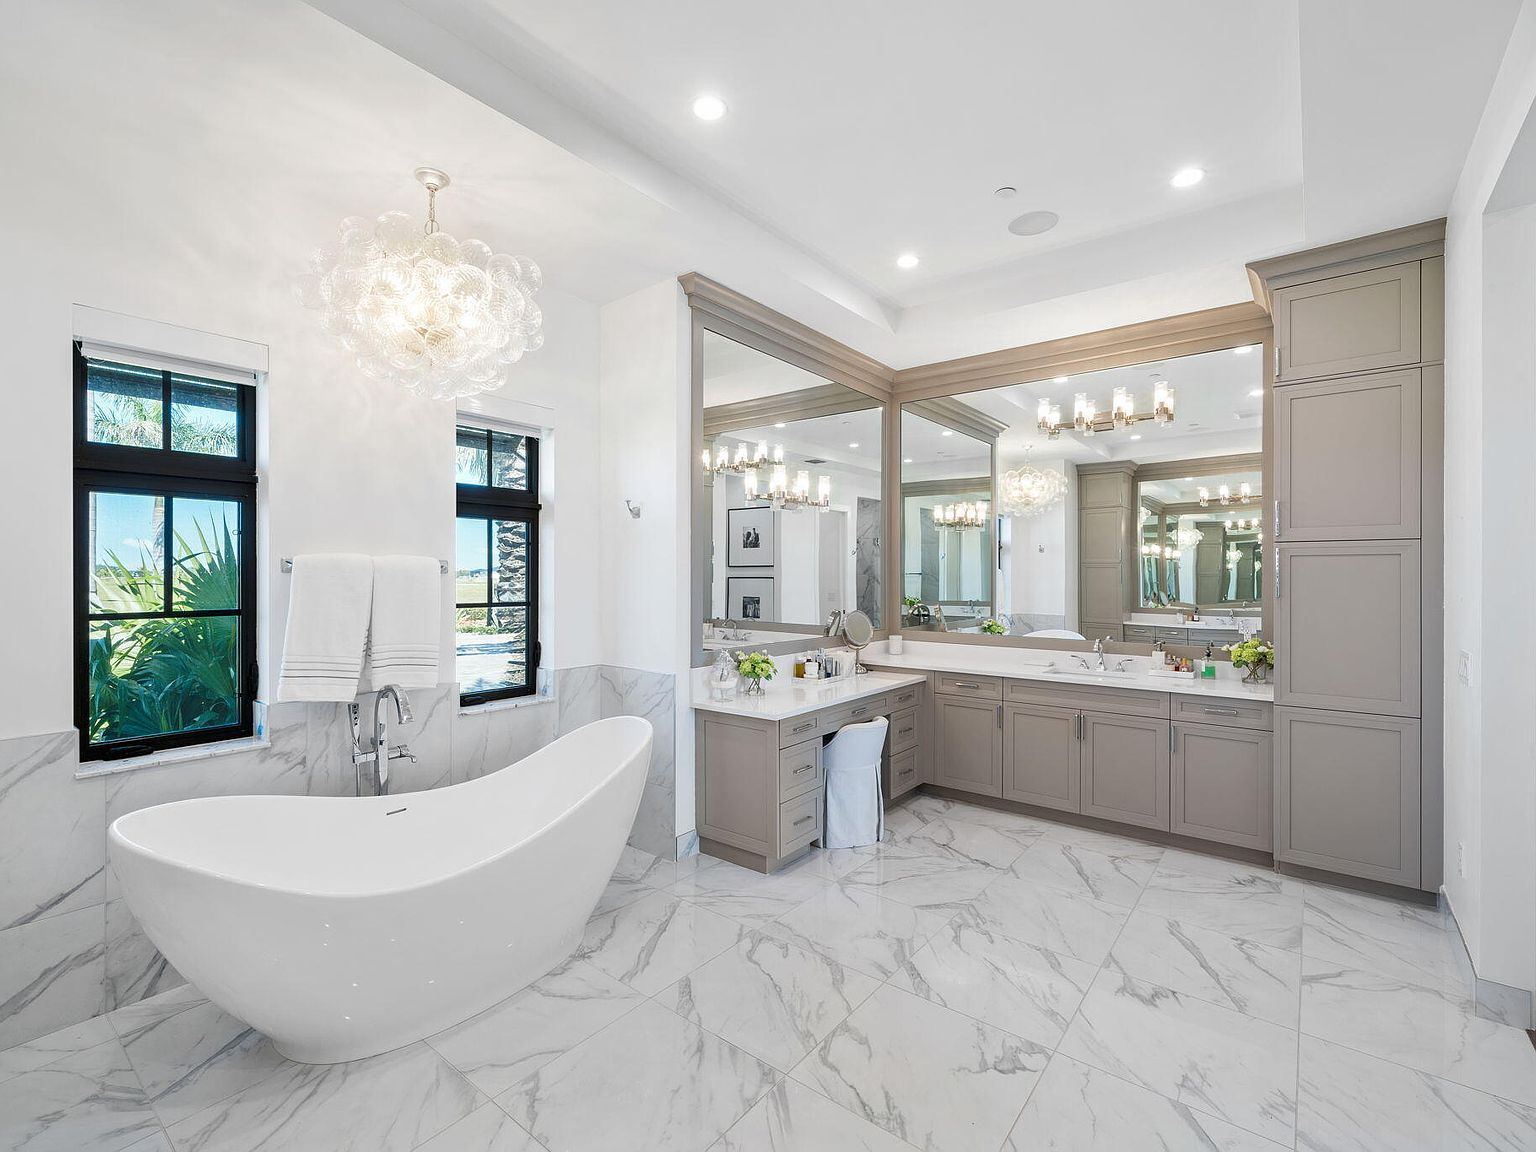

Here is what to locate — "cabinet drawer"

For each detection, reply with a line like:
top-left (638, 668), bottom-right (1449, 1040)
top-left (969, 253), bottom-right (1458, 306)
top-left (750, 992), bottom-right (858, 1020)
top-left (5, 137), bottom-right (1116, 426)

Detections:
top-left (1171, 695), bottom-right (1273, 731)
top-left (823, 694), bottom-right (890, 733)
top-left (778, 713), bottom-right (821, 748)
top-left (1007, 679), bottom-right (1170, 719)
top-left (1123, 625), bottom-right (1158, 644)
top-left (1188, 628), bottom-right (1242, 646)
top-left (778, 739), bottom-right (823, 801)
top-left (777, 789), bottom-right (822, 857)
top-left (935, 673), bottom-right (1002, 700)
top-left (1155, 628), bottom-right (1189, 644)
top-left (890, 682), bottom-right (923, 710)
top-left (888, 747), bottom-right (920, 799)
top-left (890, 707), bottom-right (919, 753)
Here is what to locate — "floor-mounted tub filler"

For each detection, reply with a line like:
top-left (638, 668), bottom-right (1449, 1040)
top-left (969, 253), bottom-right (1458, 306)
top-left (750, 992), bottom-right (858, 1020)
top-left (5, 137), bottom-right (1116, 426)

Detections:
top-left (108, 716), bottom-right (653, 1064)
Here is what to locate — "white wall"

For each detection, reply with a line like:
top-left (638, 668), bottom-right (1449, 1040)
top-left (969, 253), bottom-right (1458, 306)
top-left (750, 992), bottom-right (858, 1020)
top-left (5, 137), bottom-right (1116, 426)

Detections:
top-left (1443, 0), bottom-right (1536, 994)
top-left (997, 459), bottom-right (1076, 624)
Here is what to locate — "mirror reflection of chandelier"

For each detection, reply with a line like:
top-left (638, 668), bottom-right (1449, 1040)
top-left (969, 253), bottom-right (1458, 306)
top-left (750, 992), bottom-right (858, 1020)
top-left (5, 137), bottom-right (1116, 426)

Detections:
top-left (998, 451), bottom-right (1067, 518)
top-left (933, 500), bottom-right (990, 530)
top-left (703, 440), bottom-right (779, 475)
top-left (1141, 542), bottom-right (1182, 560)
top-left (747, 466), bottom-right (830, 512)
top-left (1226, 516), bottom-right (1261, 533)
top-left (1037, 381), bottom-right (1175, 439)
top-left (1199, 482), bottom-right (1256, 507)
top-left (1174, 524), bottom-right (1205, 551)
top-left (1225, 546), bottom-right (1243, 564)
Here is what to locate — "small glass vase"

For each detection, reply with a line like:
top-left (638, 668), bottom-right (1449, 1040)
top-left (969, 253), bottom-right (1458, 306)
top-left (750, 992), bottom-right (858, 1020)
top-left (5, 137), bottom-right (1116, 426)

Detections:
top-left (1241, 662), bottom-right (1270, 685)
top-left (740, 675), bottom-right (766, 696)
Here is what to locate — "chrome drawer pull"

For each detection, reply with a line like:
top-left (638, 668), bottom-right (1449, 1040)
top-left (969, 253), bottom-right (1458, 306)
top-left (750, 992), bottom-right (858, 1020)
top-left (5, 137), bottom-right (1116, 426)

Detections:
top-left (793, 814), bottom-right (815, 827)
top-left (898, 768), bottom-right (915, 779)
top-left (954, 681), bottom-right (982, 689)
top-left (793, 764), bottom-right (814, 775)
top-left (791, 721), bottom-right (814, 734)
top-left (851, 706), bottom-right (869, 717)
top-left (1202, 707), bottom-right (1241, 716)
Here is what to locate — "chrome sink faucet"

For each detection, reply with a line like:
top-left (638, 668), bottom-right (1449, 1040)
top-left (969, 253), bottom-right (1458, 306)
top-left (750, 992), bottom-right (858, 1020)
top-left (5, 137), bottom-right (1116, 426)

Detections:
top-left (349, 685), bottom-right (417, 796)
top-left (1093, 636), bottom-right (1109, 671)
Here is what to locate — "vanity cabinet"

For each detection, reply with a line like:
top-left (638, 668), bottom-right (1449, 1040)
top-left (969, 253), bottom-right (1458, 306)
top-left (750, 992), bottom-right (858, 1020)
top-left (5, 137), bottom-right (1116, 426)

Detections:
top-left (932, 694), bottom-right (1002, 796)
top-left (1081, 712), bottom-right (1171, 831)
top-left (1002, 702), bottom-right (1080, 813)
top-left (1273, 261), bottom-right (1421, 382)
top-left (1273, 370), bottom-right (1421, 540)
top-left (1275, 540), bottom-right (1420, 717)
top-left (1171, 722), bottom-right (1272, 850)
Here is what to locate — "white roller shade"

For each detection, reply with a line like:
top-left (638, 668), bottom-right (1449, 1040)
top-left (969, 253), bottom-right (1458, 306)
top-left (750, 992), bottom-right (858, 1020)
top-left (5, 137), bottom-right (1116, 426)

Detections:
top-left (73, 304), bottom-right (267, 386)
top-left (78, 342), bottom-right (259, 387)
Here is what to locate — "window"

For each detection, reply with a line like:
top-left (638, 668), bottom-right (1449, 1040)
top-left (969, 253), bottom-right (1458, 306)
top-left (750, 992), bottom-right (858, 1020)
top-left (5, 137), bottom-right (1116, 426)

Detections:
top-left (455, 423), bottom-right (541, 705)
top-left (74, 346), bottom-right (257, 759)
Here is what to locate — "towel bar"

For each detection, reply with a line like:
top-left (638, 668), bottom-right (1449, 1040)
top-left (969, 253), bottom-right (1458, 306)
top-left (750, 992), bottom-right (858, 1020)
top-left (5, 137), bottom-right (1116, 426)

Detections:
top-left (280, 557), bottom-right (449, 574)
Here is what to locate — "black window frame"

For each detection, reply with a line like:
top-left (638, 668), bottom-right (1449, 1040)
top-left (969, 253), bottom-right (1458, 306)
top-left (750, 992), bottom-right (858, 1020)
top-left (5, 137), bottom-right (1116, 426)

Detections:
top-left (73, 344), bottom-right (259, 760)
top-left (455, 424), bottom-right (542, 707)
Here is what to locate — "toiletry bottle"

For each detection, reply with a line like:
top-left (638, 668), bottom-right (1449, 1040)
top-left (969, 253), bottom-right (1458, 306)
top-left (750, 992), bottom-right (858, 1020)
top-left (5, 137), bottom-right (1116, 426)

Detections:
top-left (1201, 642), bottom-right (1217, 679)
top-left (793, 654), bottom-right (806, 679)
top-left (806, 653), bottom-right (820, 680)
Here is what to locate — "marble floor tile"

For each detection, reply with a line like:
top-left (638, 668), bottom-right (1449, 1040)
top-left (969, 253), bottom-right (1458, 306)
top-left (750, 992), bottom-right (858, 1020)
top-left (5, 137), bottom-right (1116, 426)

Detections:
top-left (1036, 822), bottom-right (1166, 862)
top-left (123, 1132), bottom-right (174, 1152)
top-left (669, 862), bottom-right (829, 927)
top-left (500, 999), bottom-right (774, 1152)
top-left (758, 885), bottom-right (950, 979)
top-left (1302, 883), bottom-right (1469, 992)
top-left (896, 816), bottom-right (1041, 869)
top-left (1297, 1034), bottom-right (1536, 1152)
top-left (577, 890), bottom-right (743, 995)
top-left (0, 1015), bottom-right (117, 1082)
top-left (164, 1041), bottom-right (481, 1152)
top-left (774, 844), bottom-right (888, 883)
top-left (658, 931), bottom-right (879, 1072)
top-left (591, 873), bottom-right (659, 917)
top-left (413, 1102), bottom-right (541, 1152)
top-left (898, 793), bottom-right (1053, 836)
top-left (1008, 838), bottom-right (1159, 908)
top-left (427, 958), bottom-right (643, 1098)
top-left (1299, 959), bottom-right (1536, 1106)
top-left (110, 991), bottom-right (288, 1126)
top-left (712, 1078), bottom-right (916, 1152)
top-left (1138, 858), bottom-right (1304, 951)
top-left (613, 843), bottom-right (689, 890)
top-left (1004, 1053), bottom-right (1289, 1151)
top-left (957, 871), bottom-right (1131, 964)
top-left (887, 917), bottom-right (1097, 1047)
top-left (790, 983), bottom-right (1049, 1152)
top-left (1057, 972), bottom-right (1298, 1145)
top-left (0, 1038), bottom-right (159, 1152)
top-left (1107, 910), bottom-right (1302, 1028)
top-left (838, 849), bottom-right (999, 913)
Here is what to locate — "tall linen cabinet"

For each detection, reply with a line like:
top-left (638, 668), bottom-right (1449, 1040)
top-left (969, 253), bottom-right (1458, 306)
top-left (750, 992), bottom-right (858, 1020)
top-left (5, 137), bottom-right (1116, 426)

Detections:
top-left (1249, 222), bottom-right (1444, 892)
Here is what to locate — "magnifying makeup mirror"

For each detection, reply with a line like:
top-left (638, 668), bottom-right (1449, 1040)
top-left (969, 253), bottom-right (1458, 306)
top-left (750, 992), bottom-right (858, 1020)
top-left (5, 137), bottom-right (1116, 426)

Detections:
top-left (842, 609), bottom-right (874, 674)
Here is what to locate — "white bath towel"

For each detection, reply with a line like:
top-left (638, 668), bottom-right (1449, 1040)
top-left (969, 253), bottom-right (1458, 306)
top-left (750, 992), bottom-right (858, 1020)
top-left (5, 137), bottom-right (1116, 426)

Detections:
top-left (276, 554), bottom-right (373, 702)
top-left (364, 555), bottom-right (442, 691)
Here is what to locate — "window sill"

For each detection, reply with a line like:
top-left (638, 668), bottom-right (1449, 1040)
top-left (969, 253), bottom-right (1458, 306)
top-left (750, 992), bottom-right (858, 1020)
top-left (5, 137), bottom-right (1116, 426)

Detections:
top-left (459, 691), bottom-right (556, 717)
top-left (76, 735), bottom-right (271, 779)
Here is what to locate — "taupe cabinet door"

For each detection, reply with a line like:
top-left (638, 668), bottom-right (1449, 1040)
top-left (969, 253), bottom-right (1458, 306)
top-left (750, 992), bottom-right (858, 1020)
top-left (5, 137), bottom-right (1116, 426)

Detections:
top-left (1275, 540), bottom-right (1420, 716)
top-left (1276, 707), bottom-right (1420, 886)
top-left (1274, 262), bottom-right (1421, 382)
top-left (1081, 713), bottom-right (1170, 831)
top-left (1273, 370), bottom-right (1421, 540)
top-left (1171, 723), bottom-right (1272, 851)
top-left (933, 696), bottom-right (1002, 796)
top-left (1002, 703), bottom-right (1079, 812)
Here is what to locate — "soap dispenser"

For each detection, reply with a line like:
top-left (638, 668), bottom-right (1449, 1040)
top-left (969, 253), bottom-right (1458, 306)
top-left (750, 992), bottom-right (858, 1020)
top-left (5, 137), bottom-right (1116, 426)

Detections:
top-left (1201, 642), bottom-right (1218, 679)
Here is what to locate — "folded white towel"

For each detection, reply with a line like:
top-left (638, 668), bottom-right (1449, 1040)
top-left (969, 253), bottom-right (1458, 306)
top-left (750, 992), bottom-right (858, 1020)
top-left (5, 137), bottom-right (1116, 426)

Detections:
top-left (364, 555), bottom-right (442, 691)
top-left (276, 554), bottom-right (373, 703)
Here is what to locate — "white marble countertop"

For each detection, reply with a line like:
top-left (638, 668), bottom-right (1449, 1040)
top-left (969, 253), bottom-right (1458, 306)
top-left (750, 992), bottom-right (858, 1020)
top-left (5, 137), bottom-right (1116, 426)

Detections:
top-left (863, 641), bottom-right (1275, 703)
top-left (691, 669), bottom-right (929, 722)
top-left (1122, 614), bottom-right (1261, 633)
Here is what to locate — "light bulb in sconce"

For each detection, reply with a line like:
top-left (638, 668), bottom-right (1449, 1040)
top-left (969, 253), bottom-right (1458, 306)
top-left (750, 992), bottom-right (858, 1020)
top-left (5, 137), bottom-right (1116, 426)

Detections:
top-left (715, 444), bottom-right (730, 471)
top-left (817, 475), bottom-right (831, 505)
top-left (743, 469), bottom-right (759, 500)
top-left (701, 447), bottom-right (711, 473)
top-left (1218, 483), bottom-right (1232, 505)
top-left (1081, 397), bottom-right (1097, 436)
top-left (1238, 481), bottom-right (1253, 502)
top-left (1198, 486), bottom-right (1211, 507)
top-left (755, 441), bottom-right (769, 466)
top-left (733, 442), bottom-right (749, 469)
top-left (1073, 392), bottom-right (1088, 428)
top-left (772, 444), bottom-right (785, 465)
top-left (1154, 380), bottom-right (1174, 424)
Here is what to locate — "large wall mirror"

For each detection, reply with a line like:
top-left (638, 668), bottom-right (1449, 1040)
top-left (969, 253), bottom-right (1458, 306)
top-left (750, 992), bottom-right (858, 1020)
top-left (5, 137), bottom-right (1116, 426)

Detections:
top-left (899, 342), bottom-right (1264, 642)
top-left (702, 331), bottom-right (883, 650)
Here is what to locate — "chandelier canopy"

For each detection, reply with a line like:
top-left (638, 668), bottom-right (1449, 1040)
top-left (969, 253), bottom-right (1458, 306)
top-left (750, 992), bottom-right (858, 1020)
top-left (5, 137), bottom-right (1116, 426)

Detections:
top-left (298, 168), bottom-right (543, 401)
top-left (998, 453), bottom-right (1067, 518)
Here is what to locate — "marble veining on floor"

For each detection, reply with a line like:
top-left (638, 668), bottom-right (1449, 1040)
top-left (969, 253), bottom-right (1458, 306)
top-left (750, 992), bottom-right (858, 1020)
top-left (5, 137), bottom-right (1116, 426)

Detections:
top-left (4, 792), bottom-right (1535, 1152)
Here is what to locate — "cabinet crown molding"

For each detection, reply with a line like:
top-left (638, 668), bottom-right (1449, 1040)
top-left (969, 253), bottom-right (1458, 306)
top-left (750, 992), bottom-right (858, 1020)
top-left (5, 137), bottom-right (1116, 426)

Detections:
top-left (1246, 219), bottom-right (1446, 313)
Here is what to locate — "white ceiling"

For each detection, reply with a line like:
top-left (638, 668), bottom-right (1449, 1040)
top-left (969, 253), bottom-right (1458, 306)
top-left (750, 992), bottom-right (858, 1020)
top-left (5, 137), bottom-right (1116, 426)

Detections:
top-left (308, 0), bottom-right (1519, 367)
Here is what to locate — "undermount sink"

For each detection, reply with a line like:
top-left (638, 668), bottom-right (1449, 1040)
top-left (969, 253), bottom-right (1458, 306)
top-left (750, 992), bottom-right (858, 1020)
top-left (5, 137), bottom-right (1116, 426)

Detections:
top-left (1041, 666), bottom-right (1137, 679)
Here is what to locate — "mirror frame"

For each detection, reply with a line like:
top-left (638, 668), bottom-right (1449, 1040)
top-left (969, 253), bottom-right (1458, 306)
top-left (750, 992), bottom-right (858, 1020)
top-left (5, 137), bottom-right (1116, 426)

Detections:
top-left (1134, 453), bottom-right (1265, 612)
top-left (684, 272), bottom-right (1275, 666)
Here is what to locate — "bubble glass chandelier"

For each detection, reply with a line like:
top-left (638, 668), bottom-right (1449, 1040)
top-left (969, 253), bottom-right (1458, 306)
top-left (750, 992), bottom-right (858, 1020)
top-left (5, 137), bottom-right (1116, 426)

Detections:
top-left (298, 168), bottom-right (543, 400)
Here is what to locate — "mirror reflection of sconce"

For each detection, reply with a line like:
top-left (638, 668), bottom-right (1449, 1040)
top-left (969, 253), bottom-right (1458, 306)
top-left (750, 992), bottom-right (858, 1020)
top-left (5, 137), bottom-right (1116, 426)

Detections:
top-left (624, 500), bottom-right (642, 519)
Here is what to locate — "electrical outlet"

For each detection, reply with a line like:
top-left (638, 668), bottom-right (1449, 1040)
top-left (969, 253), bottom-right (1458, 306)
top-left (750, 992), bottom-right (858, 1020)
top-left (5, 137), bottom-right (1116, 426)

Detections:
top-left (1458, 841), bottom-right (1467, 879)
top-left (1458, 650), bottom-right (1473, 687)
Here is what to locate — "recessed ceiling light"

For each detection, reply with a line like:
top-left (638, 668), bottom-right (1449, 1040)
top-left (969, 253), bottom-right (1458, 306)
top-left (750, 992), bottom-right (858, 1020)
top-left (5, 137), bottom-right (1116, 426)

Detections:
top-left (1233, 344), bottom-right (1255, 355)
top-left (1170, 166), bottom-right (1205, 188)
top-left (903, 457), bottom-right (914, 464)
top-left (896, 252), bottom-right (920, 269)
top-left (691, 94), bottom-right (727, 121)
top-left (773, 422), bottom-right (786, 428)
top-left (941, 429), bottom-right (954, 437)
top-left (848, 441), bottom-right (860, 449)
top-left (1248, 388), bottom-right (1263, 398)
top-left (994, 186), bottom-right (1018, 199)
top-left (1053, 376), bottom-right (1069, 384)
top-left (1008, 210), bottom-right (1060, 236)
top-left (1130, 434), bottom-right (1142, 441)
top-left (1182, 476), bottom-right (1194, 482)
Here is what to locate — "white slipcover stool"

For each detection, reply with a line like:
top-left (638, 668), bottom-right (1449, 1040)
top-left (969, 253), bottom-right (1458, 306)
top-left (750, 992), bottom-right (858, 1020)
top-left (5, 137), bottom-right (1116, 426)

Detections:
top-left (822, 716), bottom-right (889, 849)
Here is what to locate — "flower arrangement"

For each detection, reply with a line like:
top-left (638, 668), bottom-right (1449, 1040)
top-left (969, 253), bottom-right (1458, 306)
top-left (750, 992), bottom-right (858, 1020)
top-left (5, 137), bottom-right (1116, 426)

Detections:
top-left (734, 650), bottom-right (776, 694)
top-left (1224, 637), bottom-right (1275, 684)
top-left (979, 618), bottom-right (1007, 635)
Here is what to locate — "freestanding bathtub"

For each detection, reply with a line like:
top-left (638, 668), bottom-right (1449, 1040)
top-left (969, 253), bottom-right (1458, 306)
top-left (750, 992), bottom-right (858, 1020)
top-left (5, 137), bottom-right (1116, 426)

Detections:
top-left (109, 716), bottom-right (652, 1064)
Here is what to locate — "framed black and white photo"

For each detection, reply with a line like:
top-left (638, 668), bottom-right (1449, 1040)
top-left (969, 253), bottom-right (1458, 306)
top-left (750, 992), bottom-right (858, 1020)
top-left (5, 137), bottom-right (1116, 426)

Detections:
top-left (727, 506), bottom-right (775, 568)
top-left (726, 576), bottom-right (775, 622)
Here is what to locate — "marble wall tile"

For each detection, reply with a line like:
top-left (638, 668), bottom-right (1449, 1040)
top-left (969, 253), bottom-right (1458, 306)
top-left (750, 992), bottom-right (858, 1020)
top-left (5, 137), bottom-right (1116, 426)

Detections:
top-left (676, 830), bottom-right (699, 861)
top-left (355, 683), bottom-right (455, 794)
top-left (0, 730), bottom-right (104, 932)
top-left (602, 667), bottom-right (678, 858)
top-left (0, 905), bottom-right (106, 1049)
top-left (305, 702), bottom-right (354, 795)
top-left (555, 666), bottom-right (600, 736)
top-left (597, 666), bottom-right (632, 720)
top-left (104, 900), bottom-right (184, 1012)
